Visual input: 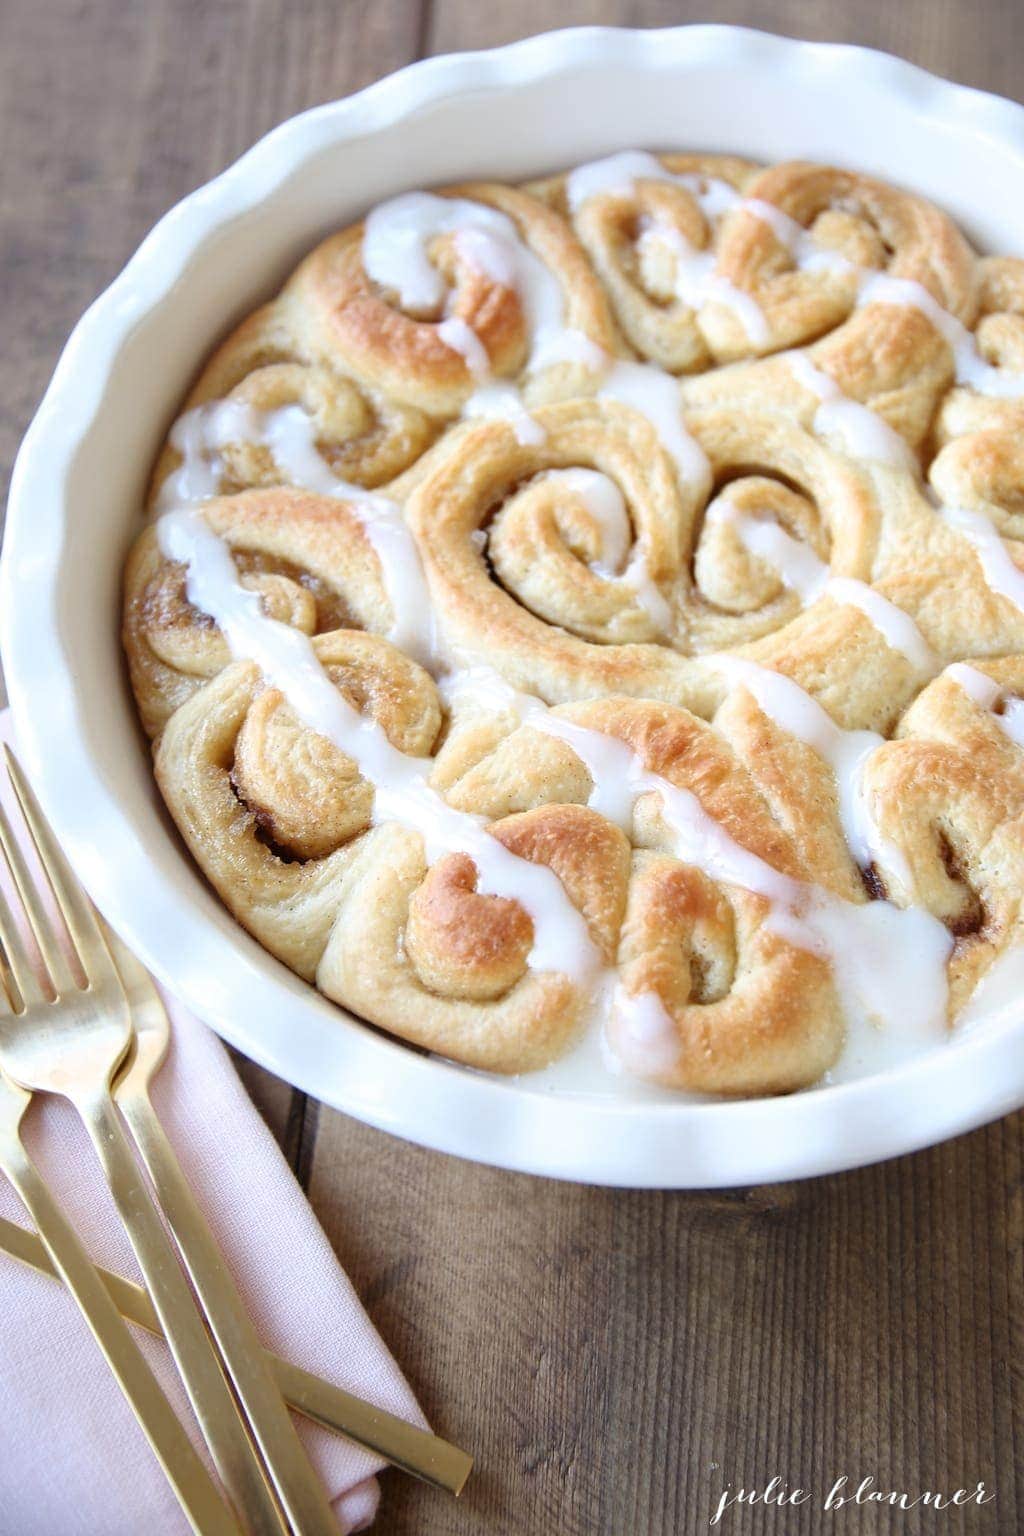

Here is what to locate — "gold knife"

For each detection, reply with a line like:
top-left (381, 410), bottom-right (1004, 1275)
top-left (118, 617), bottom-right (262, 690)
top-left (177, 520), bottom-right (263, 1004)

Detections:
top-left (0, 1213), bottom-right (471, 1496)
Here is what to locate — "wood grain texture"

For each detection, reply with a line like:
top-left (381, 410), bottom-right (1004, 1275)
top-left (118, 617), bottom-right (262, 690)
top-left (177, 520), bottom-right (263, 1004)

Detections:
top-left (428, 0), bottom-right (1024, 100)
top-left (311, 1115), bottom-right (1022, 1534)
top-left (1, 2), bottom-right (1021, 1532)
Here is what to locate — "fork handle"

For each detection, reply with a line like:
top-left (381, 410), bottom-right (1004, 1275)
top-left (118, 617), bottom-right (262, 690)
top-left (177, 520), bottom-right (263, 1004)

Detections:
top-left (118, 1078), bottom-right (341, 1536)
top-left (0, 1121), bottom-right (240, 1536)
top-left (0, 1211), bottom-right (473, 1493)
top-left (73, 1086), bottom-right (288, 1536)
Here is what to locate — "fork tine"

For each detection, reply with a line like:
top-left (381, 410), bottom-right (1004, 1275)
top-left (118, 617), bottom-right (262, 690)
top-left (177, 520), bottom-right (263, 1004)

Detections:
top-left (4, 750), bottom-right (113, 992)
top-left (0, 945), bottom-right (19, 1015)
top-left (0, 801), bottom-right (50, 1009)
top-left (0, 783), bottom-right (79, 997)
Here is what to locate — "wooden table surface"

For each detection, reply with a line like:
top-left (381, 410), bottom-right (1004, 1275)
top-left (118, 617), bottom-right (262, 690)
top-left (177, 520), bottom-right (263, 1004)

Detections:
top-left (2, 3), bottom-right (1022, 1532)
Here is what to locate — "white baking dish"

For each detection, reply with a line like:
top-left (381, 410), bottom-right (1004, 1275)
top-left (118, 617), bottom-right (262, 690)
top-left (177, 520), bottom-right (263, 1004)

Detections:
top-left (5, 24), bottom-right (1024, 1187)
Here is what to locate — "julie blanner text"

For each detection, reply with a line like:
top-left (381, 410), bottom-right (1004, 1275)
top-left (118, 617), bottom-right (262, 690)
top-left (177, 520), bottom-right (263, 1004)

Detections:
top-left (709, 1474), bottom-right (995, 1525)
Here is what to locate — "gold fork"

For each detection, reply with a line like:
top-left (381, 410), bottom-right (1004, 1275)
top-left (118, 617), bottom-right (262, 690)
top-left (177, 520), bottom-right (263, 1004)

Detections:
top-left (109, 954), bottom-right (471, 1493)
top-left (2, 750), bottom-right (474, 1499)
top-left (0, 1066), bottom-right (238, 1534)
top-left (0, 1212), bottom-right (474, 1493)
top-left (0, 752), bottom-right (295, 1536)
top-left (91, 889), bottom-right (352, 1528)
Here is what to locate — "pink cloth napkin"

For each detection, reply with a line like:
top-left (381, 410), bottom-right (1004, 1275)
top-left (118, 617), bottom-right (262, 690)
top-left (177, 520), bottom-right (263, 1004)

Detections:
top-left (0, 710), bottom-right (428, 1534)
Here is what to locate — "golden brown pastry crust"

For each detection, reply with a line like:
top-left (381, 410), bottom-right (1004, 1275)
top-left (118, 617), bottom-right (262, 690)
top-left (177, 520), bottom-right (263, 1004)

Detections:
top-left (681, 161), bottom-right (978, 452)
top-left (280, 182), bottom-right (623, 417)
top-left (934, 258), bottom-right (1024, 445)
top-left (863, 657), bottom-right (1024, 1014)
top-left (124, 488), bottom-right (394, 736)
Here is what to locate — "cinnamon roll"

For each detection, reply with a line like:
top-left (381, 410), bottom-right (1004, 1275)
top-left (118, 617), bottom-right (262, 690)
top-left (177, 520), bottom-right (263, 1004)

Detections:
top-left (121, 149), bottom-right (1024, 1100)
top-left (681, 160), bottom-right (979, 458)
top-left (405, 397), bottom-right (941, 731)
top-left (149, 301), bottom-right (438, 504)
top-left (528, 152), bottom-right (761, 373)
top-left (124, 488), bottom-right (396, 735)
top-left (280, 181), bottom-right (622, 418)
top-left (934, 258), bottom-right (1024, 444)
top-left (861, 657), bottom-right (1024, 1015)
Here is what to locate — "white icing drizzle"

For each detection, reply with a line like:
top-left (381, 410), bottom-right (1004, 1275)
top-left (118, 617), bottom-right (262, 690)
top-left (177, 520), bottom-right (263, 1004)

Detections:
top-left (826, 576), bottom-right (937, 678)
top-left (362, 190), bottom-right (603, 376)
top-left (540, 468), bottom-right (672, 633)
top-left (783, 351), bottom-right (918, 470)
top-left (813, 898), bottom-right (953, 1084)
top-left (613, 918), bottom-right (953, 1087)
top-left (513, 973), bottom-right (708, 1100)
top-left (638, 220), bottom-right (770, 345)
top-left (566, 151), bottom-right (743, 222)
top-left (713, 656), bottom-right (902, 875)
top-left (937, 502), bottom-right (1024, 614)
top-left (707, 500), bottom-right (938, 677)
top-left (707, 500), bottom-right (829, 604)
top-left (462, 384), bottom-right (547, 445)
top-left (608, 987), bottom-right (686, 1079)
top-left (741, 197), bottom-right (853, 275)
top-left (158, 400), bottom-right (437, 669)
top-left (857, 272), bottom-right (1024, 399)
top-left (159, 401), bottom-right (240, 507)
top-left (363, 194), bottom-right (512, 312)
top-left (436, 665), bottom-right (532, 721)
top-left (157, 509), bottom-right (601, 984)
top-left (437, 317), bottom-right (490, 378)
top-left (549, 468), bottom-right (629, 572)
top-left (364, 191), bottom-right (610, 446)
top-left (563, 152), bottom-right (767, 342)
top-left (441, 665), bottom-right (952, 1076)
top-left (363, 178), bottom-right (765, 458)
top-left (946, 660), bottom-right (1001, 709)
top-left (742, 195), bottom-right (1024, 400)
top-left (362, 186), bottom-right (719, 492)
top-left (598, 359), bottom-right (711, 493)
top-left (946, 662), bottom-right (1024, 748)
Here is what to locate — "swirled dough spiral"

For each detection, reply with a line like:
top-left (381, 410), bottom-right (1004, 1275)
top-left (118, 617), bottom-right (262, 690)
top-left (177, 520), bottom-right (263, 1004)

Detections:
top-left (281, 182), bottom-right (622, 417)
top-left (405, 397), bottom-right (942, 730)
top-left (124, 489), bottom-right (395, 735)
top-left (861, 657), bottom-right (1024, 1013)
top-left (528, 153), bottom-right (761, 373)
